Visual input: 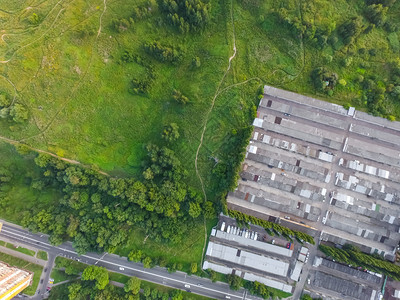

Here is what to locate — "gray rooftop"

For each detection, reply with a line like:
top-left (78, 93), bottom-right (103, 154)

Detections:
top-left (227, 85), bottom-right (400, 257)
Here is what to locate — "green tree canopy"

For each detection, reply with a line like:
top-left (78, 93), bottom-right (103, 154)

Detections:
top-left (124, 277), bottom-right (141, 294)
top-left (82, 265), bottom-right (109, 290)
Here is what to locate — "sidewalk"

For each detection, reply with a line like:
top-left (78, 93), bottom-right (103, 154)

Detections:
top-left (0, 245), bottom-right (47, 266)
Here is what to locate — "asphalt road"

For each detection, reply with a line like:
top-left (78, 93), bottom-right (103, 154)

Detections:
top-left (0, 220), bottom-right (262, 300)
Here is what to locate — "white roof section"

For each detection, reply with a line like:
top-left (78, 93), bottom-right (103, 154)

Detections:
top-left (215, 230), bottom-right (293, 257)
top-left (202, 261), bottom-right (232, 274)
top-left (336, 193), bottom-right (354, 205)
top-left (244, 273), bottom-right (293, 293)
top-left (253, 118), bottom-right (263, 128)
top-left (248, 145), bottom-right (258, 154)
top-left (290, 261), bottom-right (304, 281)
top-left (318, 151), bottom-right (334, 162)
top-left (206, 241), bottom-right (289, 277)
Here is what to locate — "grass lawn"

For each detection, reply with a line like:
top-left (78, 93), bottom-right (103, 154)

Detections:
top-left (0, 251), bottom-right (43, 296)
top-left (54, 256), bottom-right (86, 273)
top-left (50, 269), bottom-right (78, 284)
top-left (0, 240), bottom-right (5, 246)
top-left (5, 243), bottom-right (35, 256)
top-left (37, 250), bottom-right (48, 260)
top-left (116, 218), bottom-right (218, 272)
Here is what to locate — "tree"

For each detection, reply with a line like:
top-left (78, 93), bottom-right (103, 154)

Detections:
top-left (162, 123), bottom-right (180, 142)
top-left (172, 89), bottom-right (189, 104)
top-left (188, 202), bottom-right (201, 218)
top-left (209, 269), bottom-right (217, 282)
top-left (143, 256), bottom-right (152, 268)
top-left (0, 93), bottom-right (10, 107)
top-left (68, 282), bottom-right (84, 300)
top-left (227, 274), bottom-right (243, 290)
top-left (190, 262), bottom-right (198, 274)
top-left (128, 250), bottom-right (143, 262)
top-left (204, 201), bottom-right (216, 219)
top-left (338, 17), bottom-right (363, 44)
top-left (365, 4), bottom-right (388, 27)
top-left (124, 277), bottom-right (141, 294)
top-left (9, 103), bottom-right (28, 123)
top-left (143, 286), bottom-right (151, 297)
top-left (170, 289), bottom-right (183, 300)
top-left (82, 265), bottom-right (109, 290)
top-left (28, 13), bottom-right (40, 25)
top-left (192, 56), bottom-right (201, 68)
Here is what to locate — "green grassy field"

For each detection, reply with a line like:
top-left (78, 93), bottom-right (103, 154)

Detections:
top-left (0, 0), bottom-right (398, 184)
top-left (37, 250), bottom-right (48, 260)
top-left (0, 251), bottom-right (43, 296)
top-left (116, 218), bottom-right (217, 272)
top-left (1, 0), bottom-right (400, 290)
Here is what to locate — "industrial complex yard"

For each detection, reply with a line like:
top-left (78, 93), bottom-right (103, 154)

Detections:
top-left (217, 85), bottom-right (400, 299)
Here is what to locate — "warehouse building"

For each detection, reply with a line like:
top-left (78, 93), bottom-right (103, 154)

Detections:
top-left (227, 85), bottom-right (400, 259)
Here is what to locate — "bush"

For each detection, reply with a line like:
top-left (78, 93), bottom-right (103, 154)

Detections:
top-left (162, 123), bottom-right (180, 142)
top-left (172, 89), bottom-right (189, 104)
top-left (144, 41), bottom-right (184, 64)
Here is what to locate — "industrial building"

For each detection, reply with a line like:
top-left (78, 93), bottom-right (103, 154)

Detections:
top-left (227, 85), bottom-right (400, 260)
top-left (0, 261), bottom-right (33, 300)
top-left (308, 257), bottom-right (383, 300)
top-left (203, 220), bottom-right (303, 294)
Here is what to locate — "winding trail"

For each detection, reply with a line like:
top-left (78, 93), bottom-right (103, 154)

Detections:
top-left (20, 0), bottom-right (107, 143)
top-left (97, 0), bottom-right (107, 37)
top-left (0, 74), bottom-right (18, 105)
top-left (0, 0), bottom-right (64, 64)
top-left (0, 135), bottom-right (110, 176)
top-left (196, 0), bottom-right (237, 269)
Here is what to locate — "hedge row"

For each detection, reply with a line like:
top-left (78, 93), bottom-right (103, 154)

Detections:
top-left (227, 210), bottom-right (315, 245)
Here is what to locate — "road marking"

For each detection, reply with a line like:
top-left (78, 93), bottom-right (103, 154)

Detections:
top-left (1, 228), bottom-right (245, 299)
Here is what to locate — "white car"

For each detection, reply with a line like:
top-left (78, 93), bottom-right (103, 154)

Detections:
top-left (119, 267), bottom-right (125, 270)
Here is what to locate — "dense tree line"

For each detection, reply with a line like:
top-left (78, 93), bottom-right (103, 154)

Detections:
top-left (212, 126), bottom-right (254, 194)
top-left (319, 243), bottom-right (400, 280)
top-left (228, 209), bottom-right (315, 245)
top-left (158, 0), bottom-right (211, 33)
top-left (226, 275), bottom-right (290, 299)
top-left (21, 142), bottom-right (215, 255)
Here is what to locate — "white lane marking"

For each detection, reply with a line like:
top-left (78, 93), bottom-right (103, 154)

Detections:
top-left (0, 231), bottom-right (51, 249)
top-left (1, 229), bottom-right (244, 299)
